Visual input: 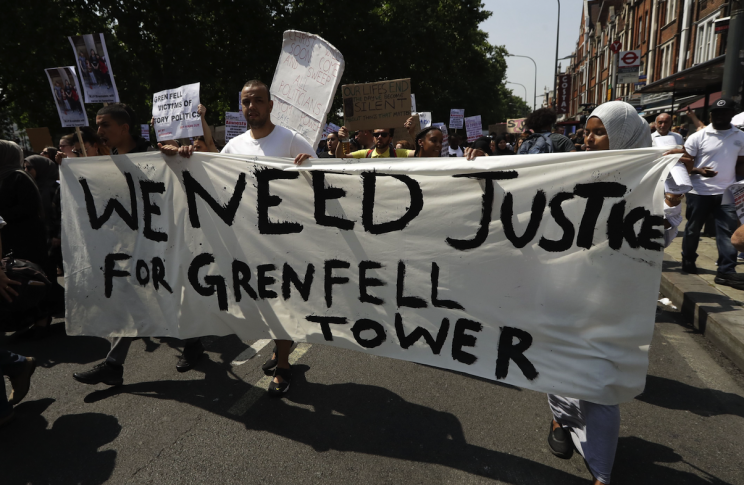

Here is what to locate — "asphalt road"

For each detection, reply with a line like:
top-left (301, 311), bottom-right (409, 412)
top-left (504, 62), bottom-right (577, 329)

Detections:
top-left (2, 301), bottom-right (743, 484)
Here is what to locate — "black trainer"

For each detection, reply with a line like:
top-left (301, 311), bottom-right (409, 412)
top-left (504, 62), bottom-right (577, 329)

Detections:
top-left (714, 272), bottom-right (744, 290)
top-left (267, 366), bottom-right (292, 397)
top-left (681, 259), bottom-right (698, 274)
top-left (73, 362), bottom-right (124, 386)
top-left (176, 340), bottom-right (205, 373)
top-left (547, 421), bottom-right (574, 459)
top-left (261, 345), bottom-right (279, 374)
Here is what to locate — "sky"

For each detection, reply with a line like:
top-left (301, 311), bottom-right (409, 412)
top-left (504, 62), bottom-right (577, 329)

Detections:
top-left (480, 0), bottom-right (585, 110)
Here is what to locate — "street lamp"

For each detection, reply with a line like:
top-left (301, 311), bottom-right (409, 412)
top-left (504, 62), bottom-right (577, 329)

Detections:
top-left (507, 82), bottom-right (528, 106)
top-left (506, 54), bottom-right (537, 111)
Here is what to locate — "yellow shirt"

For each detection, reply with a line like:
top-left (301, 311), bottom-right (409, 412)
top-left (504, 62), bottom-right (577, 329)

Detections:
top-left (350, 147), bottom-right (412, 158)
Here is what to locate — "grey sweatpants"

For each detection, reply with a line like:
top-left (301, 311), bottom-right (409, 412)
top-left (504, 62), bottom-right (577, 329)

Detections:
top-left (105, 337), bottom-right (201, 365)
top-left (548, 394), bottom-right (620, 484)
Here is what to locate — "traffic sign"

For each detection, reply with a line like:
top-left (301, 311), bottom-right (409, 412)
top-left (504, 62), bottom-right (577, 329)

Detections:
top-left (619, 50), bottom-right (641, 68)
top-left (610, 41), bottom-right (622, 53)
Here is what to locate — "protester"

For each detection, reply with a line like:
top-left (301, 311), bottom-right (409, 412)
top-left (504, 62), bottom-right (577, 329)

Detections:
top-left (157, 80), bottom-right (315, 396)
top-left (0, 215), bottom-right (36, 428)
top-left (76, 126), bottom-right (110, 156)
top-left (318, 132), bottom-right (339, 158)
top-left (546, 100), bottom-right (674, 485)
top-left (492, 135), bottom-right (514, 156)
top-left (471, 136), bottom-right (492, 156)
top-left (72, 103), bottom-right (204, 386)
top-left (354, 130), bottom-right (375, 150)
top-left (193, 104), bottom-right (218, 152)
top-left (0, 141), bottom-right (51, 338)
top-left (677, 99), bottom-right (744, 288)
top-left (573, 128), bottom-right (585, 151)
top-left (518, 108), bottom-right (576, 154)
top-left (413, 126), bottom-right (444, 157)
top-left (682, 107), bottom-right (706, 133)
top-left (448, 134), bottom-right (464, 157)
top-left (395, 140), bottom-right (414, 150)
top-left (58, 134), bottom-right (78, 158)
top-left (335, 118), bottom-right (417, 158)
top-left (40, 147), bottom-right (58, 162)
top-left (651, 113), bottom-right (683, 147)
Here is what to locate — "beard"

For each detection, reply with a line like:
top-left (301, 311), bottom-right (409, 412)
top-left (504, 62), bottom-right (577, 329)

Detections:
top-left (247, 112), bottom-right (269, 129)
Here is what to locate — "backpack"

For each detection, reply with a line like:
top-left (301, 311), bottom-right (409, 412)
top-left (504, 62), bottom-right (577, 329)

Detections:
top-left (0, 252), bottom-right (51, 332)
top-left (517, 133), bottom-right (554, 154)
top-left (366, 144), bottom-right (397, 158)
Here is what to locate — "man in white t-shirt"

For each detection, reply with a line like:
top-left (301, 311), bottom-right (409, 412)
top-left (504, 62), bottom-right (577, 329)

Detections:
top-left (448, 134), bottom-right (464, 157)
top-left (680, 99), bottom-right (744, 288)
top-left (160, 80), bottom-right (315, 396)
top-left (651, 113), bottom-right (684, 147)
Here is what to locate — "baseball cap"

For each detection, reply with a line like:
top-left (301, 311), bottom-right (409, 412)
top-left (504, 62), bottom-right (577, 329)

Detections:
top-left (710, 98), bottom-right (738, 111)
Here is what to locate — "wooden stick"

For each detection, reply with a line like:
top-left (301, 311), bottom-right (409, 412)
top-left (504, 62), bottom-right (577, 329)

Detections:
top-left (75, 127), bottom-right (88, 157)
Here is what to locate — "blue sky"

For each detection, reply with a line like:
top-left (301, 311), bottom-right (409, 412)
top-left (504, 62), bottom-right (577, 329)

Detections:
top-left (480, 0), bottom-right (585, 110)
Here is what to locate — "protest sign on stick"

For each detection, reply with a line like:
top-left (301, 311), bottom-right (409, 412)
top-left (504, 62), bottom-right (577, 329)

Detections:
top-left (465, 115), bottom-right (482, 142)
top-left (60, 147), bottom-right (674, 405)
top-left (152, 83), bottom-right (203, 141)
top-left (269, 31), bottom-right (345, 150)
top-left (225, 112), bottom-right (248, 143)
top-left (449, 109), bottom-right (464, 129)
top-left (68, 33), bottom-right (120, 104)
top-left (322, 122), bottom-right (341, 140)
top-left (342, 78), bottom-right (412, 131)
top-left (44, 67), bottom-right (89, 128)
top-left (507, 118), bottom-right (526, 134)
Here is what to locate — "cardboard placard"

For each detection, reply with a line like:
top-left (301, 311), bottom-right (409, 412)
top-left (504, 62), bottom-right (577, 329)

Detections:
top-left (26, 127), bottom-right (54, 153)
top-left (342, 78), bottom-right (412, 131)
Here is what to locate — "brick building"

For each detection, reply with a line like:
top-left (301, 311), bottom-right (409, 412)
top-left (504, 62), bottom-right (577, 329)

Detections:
top-left (558, 0), bottom-right (732, 130)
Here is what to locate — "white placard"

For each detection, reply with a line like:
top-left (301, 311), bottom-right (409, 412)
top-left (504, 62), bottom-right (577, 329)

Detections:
top-left (60, 148), bottom-right (675, 405)
top-left (225, 112), bottom-right (248, 143)
top-left (411, 94), bottom-right (417, 114)
top-left (450, 109), bottom-right (464, 129)
top-left (68, 33), bottom-right (120, 104)
top-left (417, 112), bottom-right (432, 129)
top-left (465, 115), bottom-right (482, 142)
top-left (152, 83), bottom-right (203, 141)
top-left (433, 123), bottom-right (449, 156)
top-left (269, 31), bottom-right (345, 150)
top-left (141, 124), bottom-right (150, 141)
top-left (44, 66), bottom-right (89, 128)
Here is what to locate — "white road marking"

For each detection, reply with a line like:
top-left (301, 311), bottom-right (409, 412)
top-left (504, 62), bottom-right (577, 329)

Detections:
top-left (231, 339), bottom-right (273, 366)
top-left (228, 343), bottom-right (312, 416)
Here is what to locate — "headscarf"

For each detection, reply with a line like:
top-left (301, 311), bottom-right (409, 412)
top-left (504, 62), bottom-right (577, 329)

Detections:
top-left (588, 101), bottom-right (652, 149)
top-left (0, 140), bottom-right (24, 181)
top-left (25, 155), bottom-right (58, 223)
top-left (493, 135), bottom-right (514, 156)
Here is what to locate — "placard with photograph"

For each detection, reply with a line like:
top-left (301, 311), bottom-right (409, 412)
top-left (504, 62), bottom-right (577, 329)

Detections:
top-left (68, 33), bottom-right (120, 103)
top-left (44, 66), bottom-right (89, 127)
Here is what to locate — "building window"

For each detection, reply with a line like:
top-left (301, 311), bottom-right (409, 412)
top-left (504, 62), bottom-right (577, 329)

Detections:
top-left (665, 0), bottom-right (677, 24)
top-left (695, 13), bottom-right (719, 64)
top-left (660, 40), bottom-right (675, 79)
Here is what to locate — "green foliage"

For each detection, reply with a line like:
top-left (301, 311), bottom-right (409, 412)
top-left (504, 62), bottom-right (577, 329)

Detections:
top-left (1, 0), bottom-right (526, 141)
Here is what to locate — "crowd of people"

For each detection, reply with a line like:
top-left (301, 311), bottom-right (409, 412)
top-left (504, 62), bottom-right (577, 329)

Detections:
top-left (2, 75), bottom-right (744, 484)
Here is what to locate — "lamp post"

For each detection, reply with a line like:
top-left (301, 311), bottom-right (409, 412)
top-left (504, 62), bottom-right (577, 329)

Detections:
top-left (507, 82), bottom-right (528, 107)
top-left (506, 54), bottom-right (537, 111)
top-left (552, 0), bottom-right (560, 110)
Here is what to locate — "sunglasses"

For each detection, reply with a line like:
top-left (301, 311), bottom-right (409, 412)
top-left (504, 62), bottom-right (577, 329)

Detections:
top-left (373, 132), bottom-right (389, 138)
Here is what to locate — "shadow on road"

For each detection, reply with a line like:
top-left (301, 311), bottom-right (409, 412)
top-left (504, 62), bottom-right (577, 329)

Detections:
top-left (0, 398), bottom-right (121, 485)
top-left (637, 374), bottom-right (744, 419)
top-left (1, 323), bottom-right (110, 369)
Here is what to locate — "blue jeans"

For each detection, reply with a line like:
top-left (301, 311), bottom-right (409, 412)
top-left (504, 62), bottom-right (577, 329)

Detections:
top-left (1, 349), bottom-right (26, 418)
top-left (682, 193), bottom-right (739, 274)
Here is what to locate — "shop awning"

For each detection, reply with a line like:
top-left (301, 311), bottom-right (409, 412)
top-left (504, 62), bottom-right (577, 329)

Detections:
top-left (677, 92), bottom-right (722, 111)
top-left (635, 55), bottom-right (725, 95)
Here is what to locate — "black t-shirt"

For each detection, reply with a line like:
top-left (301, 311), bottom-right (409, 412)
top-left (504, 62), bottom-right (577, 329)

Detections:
top-left (111, 136), bottom-right (151, 155)
top-left (317, 151), bottom-right (335, 158)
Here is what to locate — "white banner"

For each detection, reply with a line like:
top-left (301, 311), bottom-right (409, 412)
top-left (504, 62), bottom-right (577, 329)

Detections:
top-left (44, 66), bottom-right (89, 128)
top-left (68, 33), bottom-right (120, 104)
top-left (450, 109), bottom-right (464, 129)
top-left (269, 31), bottom-right (345, 150)
top-left (61, 148), bottom-right (675, 404)
top-left (152, 83), bottom-right (203, 141)
top-left (465, 115), bottom-right (482, 142)
top-left (225, 112), bottom-right (248, 143)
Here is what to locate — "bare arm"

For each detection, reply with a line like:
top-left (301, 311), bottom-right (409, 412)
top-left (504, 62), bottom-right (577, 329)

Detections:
top-left (733, 225), bottom-right (744, 252)
top-left (684, 108), bottom-right (705, 132)
top-left (335, 126), bottom-right (349, 158)
top-left (198, 104), bottom-right (219, 152)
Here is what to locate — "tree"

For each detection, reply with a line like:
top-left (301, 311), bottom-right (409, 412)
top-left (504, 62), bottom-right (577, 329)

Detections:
top-left (2, 0), bottom-right (514, 142)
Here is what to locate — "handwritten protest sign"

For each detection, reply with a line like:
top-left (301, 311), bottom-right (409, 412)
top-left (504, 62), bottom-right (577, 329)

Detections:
top-left (61, 147), bottom-right (673, 404)
top-left (225, 112), bottom-right (248, 143)
top-left (269, 31), bottom-right (345, 150)
top-left (152, 83), bottom-right (203, 141)
top-left (342, 78), bottom-right (412, 131)
top-left (723, 182), bottom-right (744, 223)
top-left (465, 115), bottom-right (482, 142)
top-left (68, 33), bottom-right (120, 104)
top-left (417, 112), bottom-right (432, 129)
top-left (449, 109), bottom-right (464, 129)
top-left (507, 118), bottom-right (526, 133)
top-left (44, 67), bottom-right (89, 128)
top-left (140, 125), bottom-right (150, 141)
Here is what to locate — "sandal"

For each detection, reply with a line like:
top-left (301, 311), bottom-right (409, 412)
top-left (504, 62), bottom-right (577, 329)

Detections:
top-left (267, 366), bottom-right (292, 397)
top-left (261, 345), bottom-right (278, 373)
